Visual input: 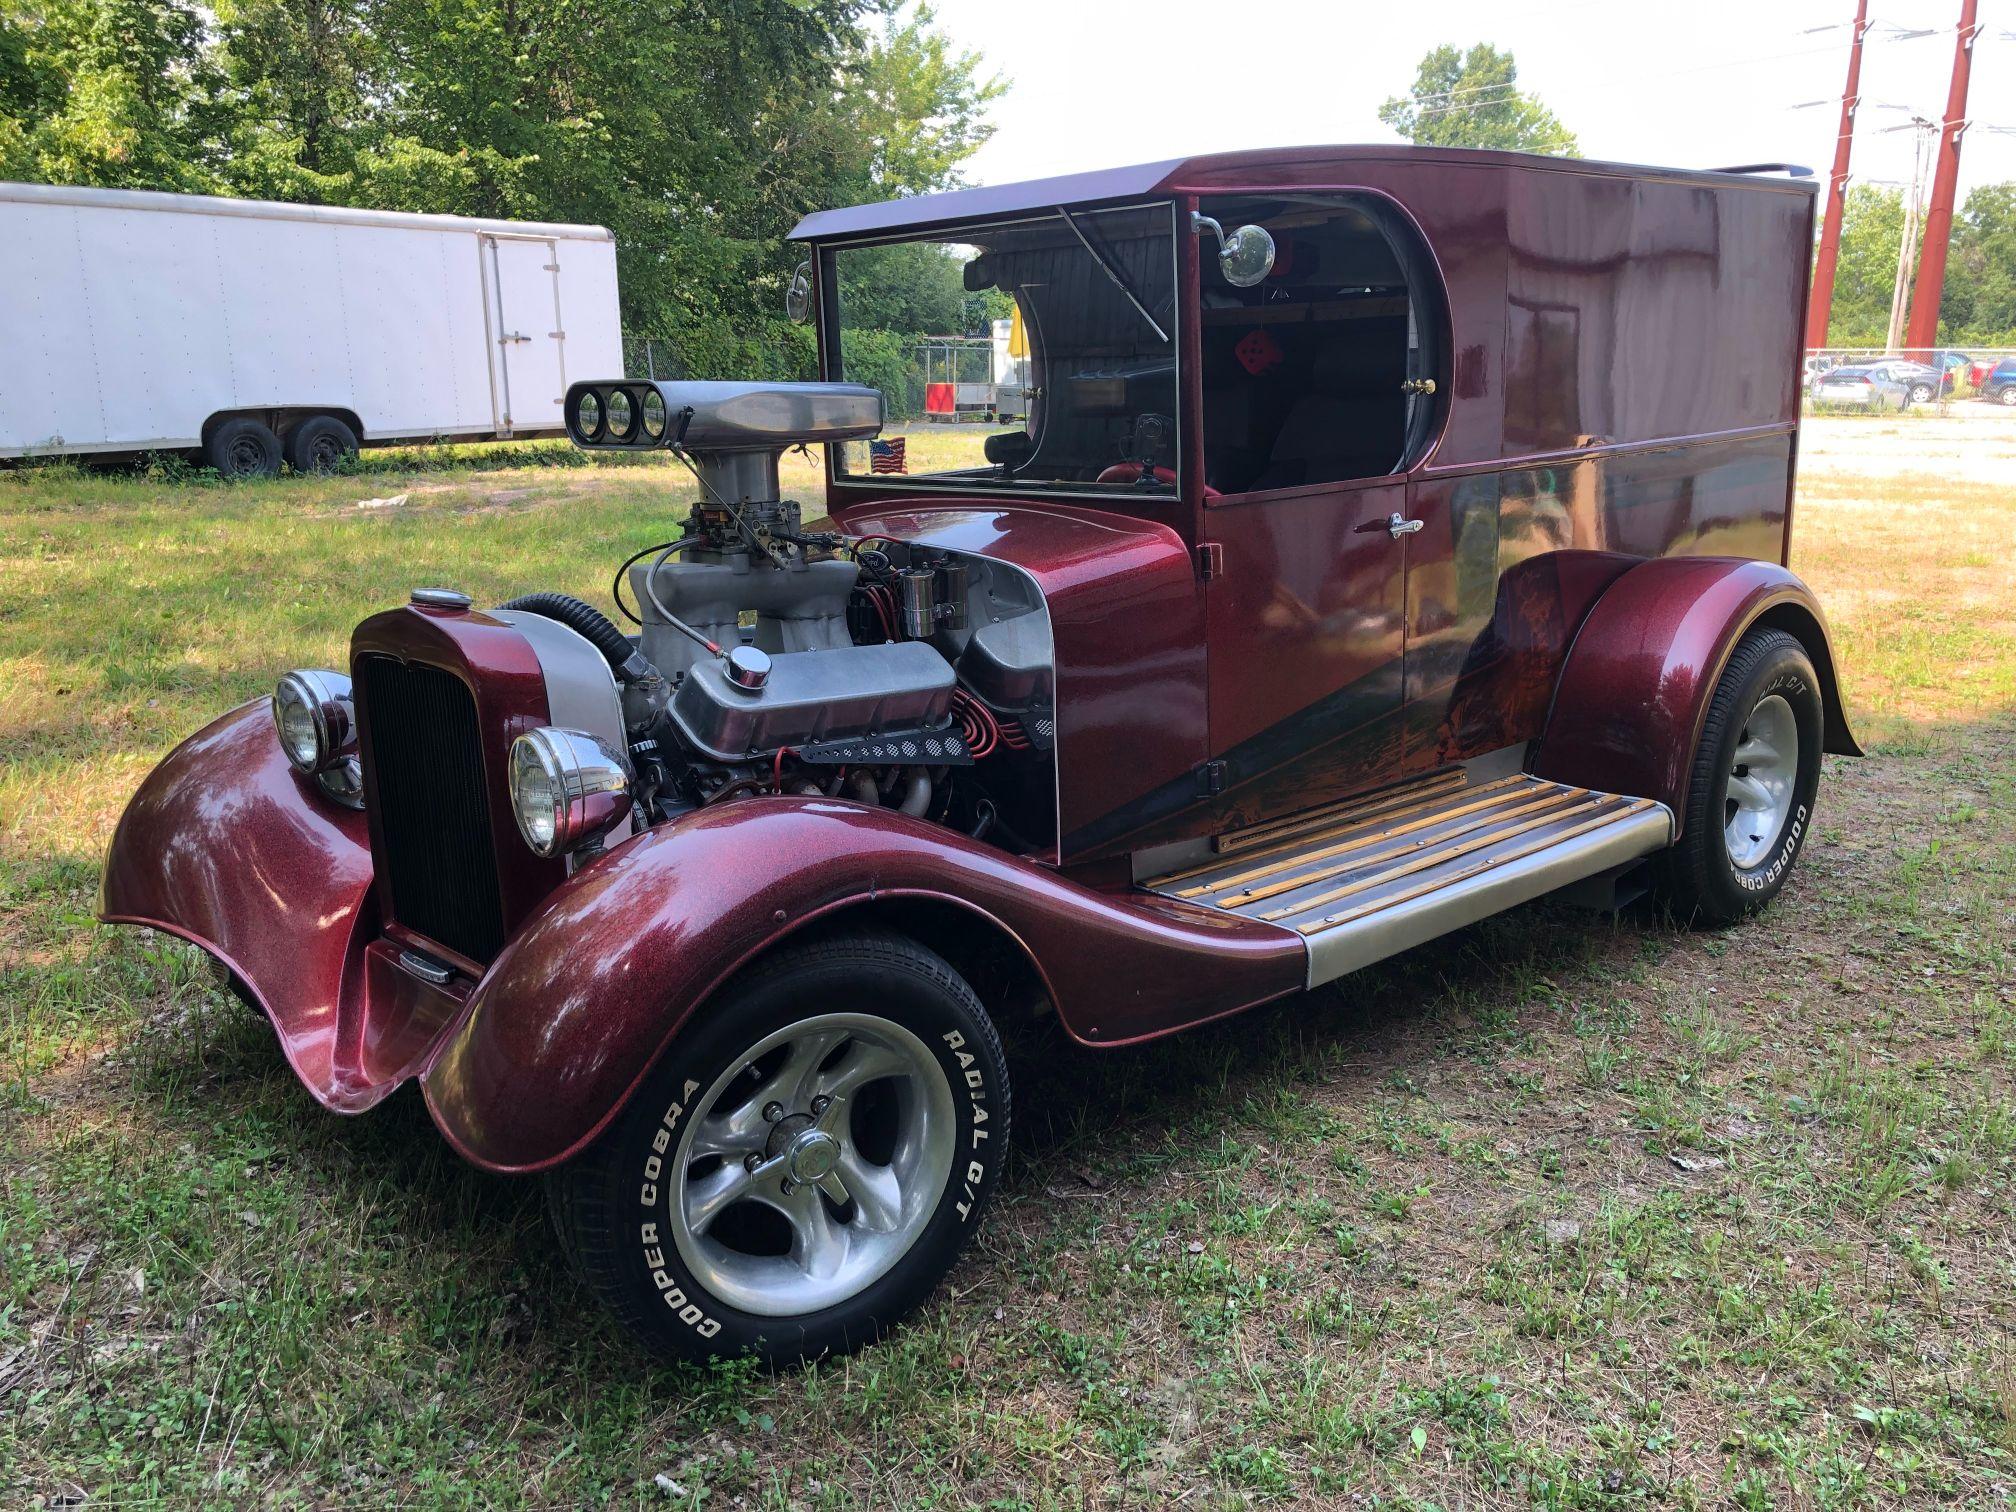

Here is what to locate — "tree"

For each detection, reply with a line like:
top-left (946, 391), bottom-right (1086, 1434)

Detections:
top-left (212, 0), bottom-right (380, 193)
top-left (0, 0), bottom-right (1003, 378)
top-left (1379, 44), bottom-right (1577, 156)
top-left (1825, 184), bottom-right (1911, 348)
top-left (1941, 182), bottom-right (2016, 345)
top-left (0, 0), bottom-right (228, 190)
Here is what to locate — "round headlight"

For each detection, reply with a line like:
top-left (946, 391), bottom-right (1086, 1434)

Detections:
top-left (605, 387), bottom-right (635, 441)
top-left (575, 389), bottom-right (603, 440)
top-left (509, 727), bottom-right (631, 859)
top-left (271, 670), bottom-right (354, 775)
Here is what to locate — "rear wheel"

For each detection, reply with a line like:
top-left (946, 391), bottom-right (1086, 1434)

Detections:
top-left (545, 929), bottom-right (1009, 1366)
top-left (204, 417), bottom-right (281, 480)
top-left (1998, 387), bottom-right (2016, 407)
top-left (1655, 628), bottom-right (1823, 926)
top-left (284, 414), bottom-right (359, 473)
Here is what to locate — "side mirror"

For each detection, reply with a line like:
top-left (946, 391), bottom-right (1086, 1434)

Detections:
top-left (1193, 214), bottom-right (1276, 288)
top-left (785, 261), bottom-right (813, 324)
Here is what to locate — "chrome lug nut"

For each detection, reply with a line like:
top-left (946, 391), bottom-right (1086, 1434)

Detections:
top-left (779, 1178), bottom-right (797, 1196)
top-left (763, 1101), bottom-right (785, 1123)
top-left (810, 1095), bottom-right (832, 1115)
top-left (744, 1152), bottom-right (764, 1172)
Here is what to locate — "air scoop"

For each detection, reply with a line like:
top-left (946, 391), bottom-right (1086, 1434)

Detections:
top-left (564, 378), bottom-right (883, 505)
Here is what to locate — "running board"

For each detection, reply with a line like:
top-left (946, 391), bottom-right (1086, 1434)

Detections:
top-left (1141, 772), bottom-right (1674, 989)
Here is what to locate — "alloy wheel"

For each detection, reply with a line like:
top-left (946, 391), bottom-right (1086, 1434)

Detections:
top-left (665, 1012), bottom-right (956, 1317)
top-left (1724, 693), bottom-right (1799, 869)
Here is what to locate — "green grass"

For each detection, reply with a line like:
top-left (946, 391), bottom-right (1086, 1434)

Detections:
top-left (3, 428), bottom-right (2016, 1506)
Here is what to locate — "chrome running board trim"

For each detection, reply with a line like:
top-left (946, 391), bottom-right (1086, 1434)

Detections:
top-left (1142, 772), bottom-right (1674, 990)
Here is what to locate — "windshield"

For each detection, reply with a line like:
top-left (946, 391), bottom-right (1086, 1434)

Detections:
top-left (823, 204), bottom-right (1178, 493)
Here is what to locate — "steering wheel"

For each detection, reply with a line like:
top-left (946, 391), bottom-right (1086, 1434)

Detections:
top-left (1096, 461), bottom-right (1221, 498)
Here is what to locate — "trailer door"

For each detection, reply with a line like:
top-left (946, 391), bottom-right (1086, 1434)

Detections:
top-left (483, 235), bottom-right (567, 435)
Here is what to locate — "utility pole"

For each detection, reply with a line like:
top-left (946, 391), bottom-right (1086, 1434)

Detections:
top-left (1806, 0), bottom-right (1869, 351)
top-left (1903, 0), bottom-right (1979, 354)
top-left (1887, 124), bottom-right (1932, 352)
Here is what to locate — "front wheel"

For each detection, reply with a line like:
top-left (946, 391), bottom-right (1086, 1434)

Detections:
top-left (1655, 628), bottom-right (1824, 926)
top-left (1999, 387), bottom-right (2016, 407)
top-left (545, 930), bottom-right (1010, 1366)
top-left (1908, 383), bottom-right (1935, 404)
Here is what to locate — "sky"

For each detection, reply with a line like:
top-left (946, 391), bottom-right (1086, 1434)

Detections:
top-left (919, 0), bottom-right (2016, 204)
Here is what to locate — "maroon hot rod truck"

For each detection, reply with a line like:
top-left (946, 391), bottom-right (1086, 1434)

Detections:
top-left (101, 147), bottom-right (1856, 1365)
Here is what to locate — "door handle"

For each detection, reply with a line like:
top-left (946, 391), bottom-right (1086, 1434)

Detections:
top-left (1400, 377), bottom-right (1437, 396)
top-left (500, 331), bottom-right (531, 345)
top-left (1357, 512), bottom-right (1425, 539)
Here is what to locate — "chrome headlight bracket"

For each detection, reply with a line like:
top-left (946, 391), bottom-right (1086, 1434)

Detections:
top-left (314, 754), bottom-right (365, 810)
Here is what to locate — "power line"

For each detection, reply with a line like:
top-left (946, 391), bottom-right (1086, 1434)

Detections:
top-left (1405, 17), bottom-right (1997, 127)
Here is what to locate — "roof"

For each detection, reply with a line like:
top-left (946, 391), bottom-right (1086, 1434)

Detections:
top-left (790, 145), bottom-right (1814, 242)
top-left (0, 181), bottom-right (614, 241)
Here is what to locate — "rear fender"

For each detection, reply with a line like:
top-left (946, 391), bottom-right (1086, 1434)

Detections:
top-left (420, 797), bottom-right (1305, 1173)
top-left (1532, 557), bottom-right (1860, 831)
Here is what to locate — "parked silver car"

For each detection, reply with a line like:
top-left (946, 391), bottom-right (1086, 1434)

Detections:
top-left (1872, 359), bottom-right (1949, 404)
top-left (1811, 364), bottom-right (1912, 411)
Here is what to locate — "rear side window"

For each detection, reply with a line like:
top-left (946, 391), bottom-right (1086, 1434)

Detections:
top-left (1196, 193), bottom-right (1443, 496)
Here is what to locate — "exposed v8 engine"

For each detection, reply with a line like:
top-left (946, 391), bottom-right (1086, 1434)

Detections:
top-left (513, 378), bottom-right (1055, 848)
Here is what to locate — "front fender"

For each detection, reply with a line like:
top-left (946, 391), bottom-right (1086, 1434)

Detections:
top-left (1532, 557), bottom-right (1860, 830)
top-left (421, 798), bottom-right (1306, 1174)
top-left (97, 700), bottom-right (388, 1108)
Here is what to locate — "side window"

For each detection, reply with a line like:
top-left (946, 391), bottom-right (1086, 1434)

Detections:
top-left (1198, 194), bottom-right (1441, 496)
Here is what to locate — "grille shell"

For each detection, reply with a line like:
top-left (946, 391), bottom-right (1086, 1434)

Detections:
top-left (356, 654), bottom-right (508, 963)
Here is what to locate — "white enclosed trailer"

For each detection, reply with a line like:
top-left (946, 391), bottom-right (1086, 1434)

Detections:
top-left (0, 182), bottom-right (623, 475)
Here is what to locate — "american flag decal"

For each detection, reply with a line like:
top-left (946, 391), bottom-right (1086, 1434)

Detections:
top-left (869, 437), bottom-right (907, 474)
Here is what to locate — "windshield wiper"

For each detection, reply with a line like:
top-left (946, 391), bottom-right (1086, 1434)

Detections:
top-left (1056, 207), bottom-right (1168, 344)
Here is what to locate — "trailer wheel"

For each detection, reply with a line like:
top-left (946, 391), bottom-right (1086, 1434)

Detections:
top-left (1655, 628), bottom-right (1823, 926)
top-left (284, 415), bottom-right (359, 474)
top-left (205, 418), bottom-right (281, 480)
top-left (545, 928), bottom-right (1010, 1366)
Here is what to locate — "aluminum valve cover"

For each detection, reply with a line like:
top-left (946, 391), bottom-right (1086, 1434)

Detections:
top-left (670, 642), bottom-right (956, 761)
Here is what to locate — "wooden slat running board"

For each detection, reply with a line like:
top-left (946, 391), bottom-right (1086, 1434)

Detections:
top-left (1207, 767), bottom-right (1466, 861)
top-left (1143, 767), bottom-right (1469, 889)
top-left (1141, 771), bottom-right (1675, 989)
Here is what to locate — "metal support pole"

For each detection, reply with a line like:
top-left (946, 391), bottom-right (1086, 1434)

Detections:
top-left (1805, 0), bottom-right (1869, 351)
top-left (1903, 0), bottom-right (1979, 354)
